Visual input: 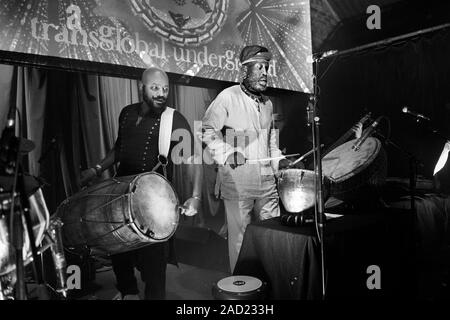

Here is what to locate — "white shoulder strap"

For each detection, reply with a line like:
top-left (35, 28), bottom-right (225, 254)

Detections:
top-left (158, 107), bottom-right (175, 158)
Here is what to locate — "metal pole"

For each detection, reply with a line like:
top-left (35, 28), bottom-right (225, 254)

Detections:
top-left (319, 22), bottom-right (450, 60)
top-left (309, 57), bottom-right (326, 299)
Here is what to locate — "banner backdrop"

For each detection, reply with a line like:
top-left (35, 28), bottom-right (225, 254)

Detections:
top-left (0, 0), bottom-right (313, 92)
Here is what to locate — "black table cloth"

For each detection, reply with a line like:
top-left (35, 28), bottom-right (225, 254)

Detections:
top-left (233, 208), bottom-right (414, 299)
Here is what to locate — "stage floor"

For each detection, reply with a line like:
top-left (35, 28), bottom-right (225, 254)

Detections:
top-left (75, 263), bottom-right (229, 300)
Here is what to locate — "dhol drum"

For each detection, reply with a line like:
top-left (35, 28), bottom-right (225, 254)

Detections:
top-left (57, 172), bottom-right (180, 255)
top-left (322, 137), bottom-right (387, 201)
top-left (277, 169), bottom-right (330, 213)
top-left (0, 187), bottom-right (50, 276)
top-left (212, 275), bottom-right (267, 300)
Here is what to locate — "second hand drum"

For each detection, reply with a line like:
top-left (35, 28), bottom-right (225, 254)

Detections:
top-left (278, 169), bottom-right (330, 213)
top-left (57, 172), bottom-right (180, 255)
top-left (322, 137), bottom-right (387, 202)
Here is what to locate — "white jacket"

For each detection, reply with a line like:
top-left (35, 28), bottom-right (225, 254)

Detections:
top-left (199, 85), bottom-right (282, 200)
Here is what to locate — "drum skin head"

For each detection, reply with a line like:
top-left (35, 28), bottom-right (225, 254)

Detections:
top-left (212, 275), bottom-right (267, 300)
top-left (217, 276), bottom-right (263, 293)
top-left (130, 172), bottom-right (179, 241)
top-left (321, 137), bottom-right (387, 201)
top-left (58, 172), bottom-right (180, 255)
top-left (322, 137), bottom-right (381, 182)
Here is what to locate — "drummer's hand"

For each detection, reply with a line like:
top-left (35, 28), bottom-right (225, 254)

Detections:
top-left (278, 158), bottom-right (291, 170)
top-left (279, 158), bottom-right (305, 170)
top-left (80, 168), bottom-right (97, 187)
top-left (225, 152), bottom-right (246, 169)
top-left (181, 197), bottom-right (201, 216)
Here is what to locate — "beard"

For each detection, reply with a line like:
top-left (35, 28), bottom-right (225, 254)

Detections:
top-left (244, 74), bottom-right (267, 93)
top-left (143, 93), bottom-right (167, 114)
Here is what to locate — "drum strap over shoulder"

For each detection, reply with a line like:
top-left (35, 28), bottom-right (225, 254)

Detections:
top-left (152, 107), bottom-right (174, 177)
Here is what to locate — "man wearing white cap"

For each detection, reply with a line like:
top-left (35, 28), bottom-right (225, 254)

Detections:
top-left (199, 45), bottom-right (293, 272)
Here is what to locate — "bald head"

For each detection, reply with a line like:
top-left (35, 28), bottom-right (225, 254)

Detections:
top-left (141, 67), bottom-right (169, 85)
top-left (141, 67), bottom-right (169, 111)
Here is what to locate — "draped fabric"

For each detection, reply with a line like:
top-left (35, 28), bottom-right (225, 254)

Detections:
top-left (0, 65), bottom-right (47, 176)
top-left (171, 84), bottom-right (223, 225)
top-left (389, 194), bottom-right (450, 254)
top-left (98, 76), bottom-right (141, 159)
top-left (17, 68), bottom-right (47, 176)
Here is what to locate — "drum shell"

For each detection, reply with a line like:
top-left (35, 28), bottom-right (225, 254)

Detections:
top-left (277, 169), bottom-right (330, 213)
top-left (322, 137), bottom-right (387, 201)
top-left (57, 172), bottom-right (179, 255)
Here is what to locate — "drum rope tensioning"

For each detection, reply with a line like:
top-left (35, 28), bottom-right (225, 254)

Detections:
top-left (57, 172), bottom-right (180, 256)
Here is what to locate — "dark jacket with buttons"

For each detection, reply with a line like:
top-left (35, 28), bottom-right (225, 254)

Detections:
top-left (115, 103), bottom-right (193, 180)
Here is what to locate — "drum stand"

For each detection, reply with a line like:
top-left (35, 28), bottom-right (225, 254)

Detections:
top-left (308, 55), bottom-right (327, 300)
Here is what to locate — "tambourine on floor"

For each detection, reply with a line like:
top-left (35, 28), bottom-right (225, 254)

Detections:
top-left (212, 275), bottom-right (267, 300)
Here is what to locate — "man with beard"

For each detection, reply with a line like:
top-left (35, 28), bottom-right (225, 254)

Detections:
top-left (81, 67), bottom-right (202, 299)
top-left (199, 45), bottom-right (293, 273)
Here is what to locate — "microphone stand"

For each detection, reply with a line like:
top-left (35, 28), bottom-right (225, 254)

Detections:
top-left (309, 55), bottom-right (327, 300)
top-left (0, 119), bottom-right (46, 300)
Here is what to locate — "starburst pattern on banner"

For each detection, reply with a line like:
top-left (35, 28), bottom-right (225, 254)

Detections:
top-left (236, 0), bottom-right (312, 92)
top-left (189, 0), bottom-right (313, 92)
top-left (0, 0), bottom-right (49, 55)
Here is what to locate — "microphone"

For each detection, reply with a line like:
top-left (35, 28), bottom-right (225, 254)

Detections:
top-left (307, 50), bottom-right (338, 63)
top-left (402, 107), bottom-right (431, 121)
top-left (48, 219), bottom-right (68, 298)
top-left (352, 116), bottom-right (383, 151)
top-left (320, 50), bottom-right (338, 59)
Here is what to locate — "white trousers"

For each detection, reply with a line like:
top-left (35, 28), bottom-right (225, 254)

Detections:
top-left (223, 196), bottom-right (280, 273)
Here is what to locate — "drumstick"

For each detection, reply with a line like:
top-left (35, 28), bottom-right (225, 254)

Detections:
top-left (289, 144), bottom-right (324, 167)
top-left (247, 153), bottom-right (301, 163)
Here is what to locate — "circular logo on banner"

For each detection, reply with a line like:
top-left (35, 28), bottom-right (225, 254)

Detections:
top-left (128, 0), bottom-right (229, 47)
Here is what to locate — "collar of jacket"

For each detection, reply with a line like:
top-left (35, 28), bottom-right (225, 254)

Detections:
top-left (240, 83), bottom-right (268, 104)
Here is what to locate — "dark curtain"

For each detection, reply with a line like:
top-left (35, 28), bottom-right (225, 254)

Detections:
top-left (313, 28), bottom-right (450, 180)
